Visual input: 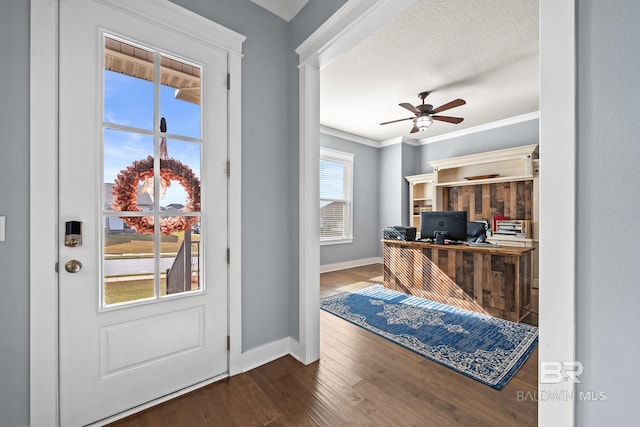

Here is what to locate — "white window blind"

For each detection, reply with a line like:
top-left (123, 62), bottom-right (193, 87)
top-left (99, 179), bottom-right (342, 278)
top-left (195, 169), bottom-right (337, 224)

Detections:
top-left (320, 147), bottom-right (354, 244)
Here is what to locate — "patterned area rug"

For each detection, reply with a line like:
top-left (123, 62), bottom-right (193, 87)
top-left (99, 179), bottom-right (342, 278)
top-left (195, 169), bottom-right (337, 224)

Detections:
top-left (320, 284), bottom-right (538, 389)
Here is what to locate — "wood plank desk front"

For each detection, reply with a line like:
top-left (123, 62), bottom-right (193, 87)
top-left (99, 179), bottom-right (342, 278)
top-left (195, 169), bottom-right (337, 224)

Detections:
top-left (382, 239), bottom-right (534, 322)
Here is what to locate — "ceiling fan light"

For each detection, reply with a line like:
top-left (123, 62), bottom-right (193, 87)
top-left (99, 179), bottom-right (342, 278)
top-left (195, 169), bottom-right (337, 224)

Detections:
top-left (416, 115), bottom-right (433, 131)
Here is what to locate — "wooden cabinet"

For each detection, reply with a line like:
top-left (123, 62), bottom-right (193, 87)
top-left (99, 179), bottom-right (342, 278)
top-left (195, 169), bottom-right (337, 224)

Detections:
top-left (405, 173), bottom-right (434, 233)
top-left (383, 240), bottom-right (533, 322)
top-left (406, 145), bottom-right (540, 287)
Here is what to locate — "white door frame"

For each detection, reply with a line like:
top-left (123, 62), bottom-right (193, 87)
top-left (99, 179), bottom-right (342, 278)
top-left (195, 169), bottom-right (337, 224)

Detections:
top-left (296, 0), bottom-right (576, 425)
top-left (29, 0), bottom-right (244, 424)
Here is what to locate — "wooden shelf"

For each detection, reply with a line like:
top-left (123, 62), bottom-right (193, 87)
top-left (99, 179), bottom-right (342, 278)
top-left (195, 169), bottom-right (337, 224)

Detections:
top-left (435, 174), bottom-right (535, 187)
top-left (429, 144), bottom-right (539, 187)
top-left (405, 173), bottom-right (435, 232)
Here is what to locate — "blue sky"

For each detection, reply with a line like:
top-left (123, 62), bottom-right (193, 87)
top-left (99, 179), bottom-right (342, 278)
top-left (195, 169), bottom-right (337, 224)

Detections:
top-left (104, 70), bottom-right (201, 206)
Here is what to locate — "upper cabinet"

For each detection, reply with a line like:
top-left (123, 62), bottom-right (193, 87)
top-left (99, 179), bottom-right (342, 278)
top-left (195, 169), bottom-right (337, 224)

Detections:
top-left (429, 144), bottom-right (539, 187)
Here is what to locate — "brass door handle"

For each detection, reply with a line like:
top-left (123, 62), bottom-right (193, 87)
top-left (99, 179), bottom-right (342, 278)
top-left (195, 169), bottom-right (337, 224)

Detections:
top-left (65, 260), bottom-right (83, 273)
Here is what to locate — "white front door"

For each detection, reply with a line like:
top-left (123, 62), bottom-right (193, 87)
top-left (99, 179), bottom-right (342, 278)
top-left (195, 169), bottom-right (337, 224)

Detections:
top-left (58, 1), bottom-right (229, 425)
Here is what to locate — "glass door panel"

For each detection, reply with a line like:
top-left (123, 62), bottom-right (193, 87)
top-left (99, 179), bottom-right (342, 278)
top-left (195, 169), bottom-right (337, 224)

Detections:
top-left (104, 129), bottom-right (154, 212)
top-left (102, 34), bottom-right (203, 308)
top-left (104, 37), bottom-right (155, 130)
top-left (159, 54), bottom-right (201, 139)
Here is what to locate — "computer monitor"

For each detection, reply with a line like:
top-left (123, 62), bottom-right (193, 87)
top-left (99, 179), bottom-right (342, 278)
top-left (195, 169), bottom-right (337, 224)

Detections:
top-left (420, 210), bottom-right (468, 243)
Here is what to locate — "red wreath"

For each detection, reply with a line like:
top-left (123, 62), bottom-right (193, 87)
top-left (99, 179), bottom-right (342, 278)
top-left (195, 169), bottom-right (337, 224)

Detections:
top-left (111, 155), bottom-right (200, 235)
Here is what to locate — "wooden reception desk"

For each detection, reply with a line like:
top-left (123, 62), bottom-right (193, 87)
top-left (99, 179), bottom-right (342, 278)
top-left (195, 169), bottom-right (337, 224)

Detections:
top-left (383, 239), bottom-right (534, 322)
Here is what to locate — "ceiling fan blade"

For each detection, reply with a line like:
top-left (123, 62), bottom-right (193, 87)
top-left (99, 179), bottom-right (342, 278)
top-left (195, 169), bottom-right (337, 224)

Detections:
top-left (399, 102), bottom-right (420, 114)
top-left (410, 126), bottom-right (420, 134)
top-left (432, 98), bottom-right (466, 114)
top-left (432, 115), bottom-right (464, 124)
top-left (380, 117), bottom-right (415, 125)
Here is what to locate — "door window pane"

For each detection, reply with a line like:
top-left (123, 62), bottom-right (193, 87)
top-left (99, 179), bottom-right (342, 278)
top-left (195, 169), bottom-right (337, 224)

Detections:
top-left (102, 35), bottom-right (203, 308)
top-left (104, 129), bottom-right (154, 212)
top-left (104, 37), bottom-right (155, 130)
top-left (160, 139), bottom-right (201, 212)
top-left (162, 222), bottom-right (201, 296)
top-left (103, 220), bottom-right (156, 305)
top-left (160, 54), bottom-right (201, 139)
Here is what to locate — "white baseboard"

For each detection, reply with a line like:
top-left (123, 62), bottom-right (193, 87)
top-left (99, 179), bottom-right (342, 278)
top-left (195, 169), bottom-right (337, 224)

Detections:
top-left (241, 337), bottom-right (299, 373)
top-left (320, 257), bottom-right (382, 273)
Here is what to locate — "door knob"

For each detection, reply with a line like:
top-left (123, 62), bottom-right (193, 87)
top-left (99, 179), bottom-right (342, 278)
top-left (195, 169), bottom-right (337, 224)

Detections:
top-left (65, 260), bottom-right (83, 273)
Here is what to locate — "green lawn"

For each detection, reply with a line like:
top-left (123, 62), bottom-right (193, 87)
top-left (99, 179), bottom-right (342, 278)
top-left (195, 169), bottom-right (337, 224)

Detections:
top-left (105, 232), bottom-right (182, 255)
top-left (104, 278), bottom-right (163, 304)
top-left (103, 232), bottom-right (200, 304)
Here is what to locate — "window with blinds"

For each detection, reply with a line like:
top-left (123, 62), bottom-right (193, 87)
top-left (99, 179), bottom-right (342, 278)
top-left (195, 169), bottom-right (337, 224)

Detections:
top-left (320, 147), bottom-right (354, 244)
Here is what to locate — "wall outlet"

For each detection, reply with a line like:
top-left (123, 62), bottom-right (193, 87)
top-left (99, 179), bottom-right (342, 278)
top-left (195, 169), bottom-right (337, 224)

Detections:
top-left (0, 216), bottom-right (5, 241)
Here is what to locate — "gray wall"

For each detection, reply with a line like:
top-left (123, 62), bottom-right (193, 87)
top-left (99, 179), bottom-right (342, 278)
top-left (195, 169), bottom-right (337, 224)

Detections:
top-left (418, 118), bottom-right (540, 173)
top-left (401, 143), bottom-right (420, 225)
top-left (0, 1), bottom-right (30, 426)
top-left (378, 144), bottom-right (403, 231)
top-left (575, 0), bottom-right (640, 424)
top-left (320, 134), bottom-right (380, 266)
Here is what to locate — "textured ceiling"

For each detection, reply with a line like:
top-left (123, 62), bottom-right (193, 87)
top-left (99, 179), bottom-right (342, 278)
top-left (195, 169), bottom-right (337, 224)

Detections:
top-left (320, 0), bottom-right (539, 142)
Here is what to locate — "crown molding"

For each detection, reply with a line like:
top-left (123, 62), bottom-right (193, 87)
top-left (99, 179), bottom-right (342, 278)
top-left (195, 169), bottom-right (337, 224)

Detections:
top-left (379, 136), bottom-right (419, 148)
top-left (320, 126), bottom-right (379, 148)
top-left (417, 111), bottom-right (540, 145)
top-left (321, 112), bottom-right (539, 150)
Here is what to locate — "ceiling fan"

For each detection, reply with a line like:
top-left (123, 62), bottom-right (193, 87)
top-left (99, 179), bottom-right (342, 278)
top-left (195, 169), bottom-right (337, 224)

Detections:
top-left (380, 91), bottom-right (466, 133)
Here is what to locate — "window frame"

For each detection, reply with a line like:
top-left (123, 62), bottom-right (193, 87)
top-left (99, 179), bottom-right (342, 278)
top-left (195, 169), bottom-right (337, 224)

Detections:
top-left (319, 147), bottom-right (354, 246)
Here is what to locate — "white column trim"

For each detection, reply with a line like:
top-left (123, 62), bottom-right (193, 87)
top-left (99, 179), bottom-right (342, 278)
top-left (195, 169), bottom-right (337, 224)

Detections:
top-left (227, 51), bottom-right (243, 376)
top-left (297, 63), bottom-right (321, 364)
top-left (296, 0), bottom-right (419, 366)
top-left (538, 0), bottom-right (576, 424)
top-left (30, 0), bottom-right (60, 424)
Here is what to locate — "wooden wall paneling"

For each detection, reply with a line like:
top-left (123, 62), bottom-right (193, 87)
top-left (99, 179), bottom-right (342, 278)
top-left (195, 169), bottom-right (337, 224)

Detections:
top-left (504, 182), bottom-right (513, 218)
top-left (444, 181), bottom-right (534, 224)
top-left (482, 184), bottom-right (492, 223)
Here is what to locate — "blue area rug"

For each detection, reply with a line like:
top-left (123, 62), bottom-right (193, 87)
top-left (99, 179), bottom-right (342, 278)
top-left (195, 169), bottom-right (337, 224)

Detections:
top-left (320, 284), bottom-right (538, 389)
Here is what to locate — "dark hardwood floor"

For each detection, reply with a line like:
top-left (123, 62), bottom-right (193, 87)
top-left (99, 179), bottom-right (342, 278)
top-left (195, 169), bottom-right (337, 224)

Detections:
top-left (109, 264), bottom-right (538, 426)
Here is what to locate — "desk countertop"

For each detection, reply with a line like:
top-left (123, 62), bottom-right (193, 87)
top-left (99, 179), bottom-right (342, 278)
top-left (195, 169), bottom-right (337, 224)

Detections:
top-left (382, 239), bottom-right (535, 255)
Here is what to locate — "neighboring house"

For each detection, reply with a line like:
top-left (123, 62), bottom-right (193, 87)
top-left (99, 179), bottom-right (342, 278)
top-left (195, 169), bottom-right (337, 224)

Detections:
top-left (320, 201), bottom-right (345, 237)
top-left (103, 183), bottom-right (154, 233)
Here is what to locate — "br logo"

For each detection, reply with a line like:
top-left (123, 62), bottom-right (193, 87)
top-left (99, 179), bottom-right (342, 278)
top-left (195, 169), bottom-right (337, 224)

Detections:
top-left (540, 361), bottom-right (584, 384)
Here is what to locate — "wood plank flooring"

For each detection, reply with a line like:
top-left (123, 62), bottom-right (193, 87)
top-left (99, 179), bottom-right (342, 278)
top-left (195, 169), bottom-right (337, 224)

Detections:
top-left (109, 264), bottom-right (538, 426)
